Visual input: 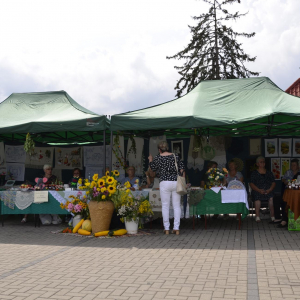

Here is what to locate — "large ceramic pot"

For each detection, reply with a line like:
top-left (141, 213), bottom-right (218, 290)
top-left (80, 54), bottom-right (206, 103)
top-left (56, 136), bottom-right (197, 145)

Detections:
top-left (88, 200), bottom-right (114, 234)
top-left (124, 217), bottom-right (139, 234)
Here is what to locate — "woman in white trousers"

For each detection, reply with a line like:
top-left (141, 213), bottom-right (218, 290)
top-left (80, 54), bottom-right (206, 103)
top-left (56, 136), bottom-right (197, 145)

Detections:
top-left (149, 141), bottom-right (185, 235)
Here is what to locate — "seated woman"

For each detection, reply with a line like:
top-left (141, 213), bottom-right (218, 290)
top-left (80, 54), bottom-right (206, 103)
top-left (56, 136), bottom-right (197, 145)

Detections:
top-left (21, 164), bottom-right (59, 224)
top-left (140, 168), bottom-right (159, 189)
top-left (226, 159), bottom-right (244, 184)
top-left (250, 156), bottom-right (276, 223)
top-left (277, 158), bottom-right (300, 228)
top-left (69, 168), bottom-right (82, 188)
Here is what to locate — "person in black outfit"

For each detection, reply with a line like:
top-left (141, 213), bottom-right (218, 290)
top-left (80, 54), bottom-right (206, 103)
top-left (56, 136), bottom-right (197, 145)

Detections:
top-left (250, 156), bottom-right (276, 222)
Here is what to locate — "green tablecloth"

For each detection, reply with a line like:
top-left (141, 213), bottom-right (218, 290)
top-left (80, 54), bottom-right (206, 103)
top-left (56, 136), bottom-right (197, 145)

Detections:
top-left (0, 192), bottom-right (69, 215)
top-left (189, 190), bottom-right (249, 219)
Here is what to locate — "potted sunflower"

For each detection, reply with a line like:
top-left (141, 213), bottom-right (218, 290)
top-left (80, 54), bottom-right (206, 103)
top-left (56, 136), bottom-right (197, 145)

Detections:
top-left (78, 170), bottom-right (119, 234)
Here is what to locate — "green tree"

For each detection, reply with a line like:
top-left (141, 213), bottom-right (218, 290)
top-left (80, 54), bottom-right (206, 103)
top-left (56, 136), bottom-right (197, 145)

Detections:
top-left (167, 0), bottom-right (259, 98)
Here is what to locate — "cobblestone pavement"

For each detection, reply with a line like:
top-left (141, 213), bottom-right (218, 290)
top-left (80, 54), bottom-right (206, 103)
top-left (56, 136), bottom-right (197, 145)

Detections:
top-left (0, 214), bottom-right (300, 300)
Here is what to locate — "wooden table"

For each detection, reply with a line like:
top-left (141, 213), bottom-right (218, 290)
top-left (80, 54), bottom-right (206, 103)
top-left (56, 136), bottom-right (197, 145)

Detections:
top-left (283, 189), bottom-right (300, 220)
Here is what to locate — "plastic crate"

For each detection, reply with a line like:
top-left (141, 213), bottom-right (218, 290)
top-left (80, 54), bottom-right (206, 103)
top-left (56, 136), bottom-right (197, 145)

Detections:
top-left (288, 209), bottom-right (300, 231)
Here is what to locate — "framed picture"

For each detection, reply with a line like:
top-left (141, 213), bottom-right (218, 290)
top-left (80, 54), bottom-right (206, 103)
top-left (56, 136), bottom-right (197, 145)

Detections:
top-left (281, 158), bottom-right (290, 177)
top-left (249, 138), bottom-right (261, 156)
top-left (265, 138), bottom-right (278, 157)
top-left (271, 158), bottom-right (281, 180)
top-left (292, 138), bottom-right (300, 157)
top-left (279, 138), bottom-right (292, 157)
top-left (171, 140), bottom-right (184, 160)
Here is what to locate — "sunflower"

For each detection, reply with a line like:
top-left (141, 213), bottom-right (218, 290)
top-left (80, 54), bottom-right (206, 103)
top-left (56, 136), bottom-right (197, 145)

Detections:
top-left (106, 171), bottom-right (110, 176)
top-left (101, 187), bottom-right (107, 193)
top-left (92, 174), bottom-right (98, 181)
top-left (85, 182), bottom-right (90, 187)
top-left (106, 176), bottom-right (114, 184)
top-left (107, 185), bottom-right (116, 194)
top-left (90, 181), bottom-right (96, 188)
top-left (98, 179), bottom-right (105, 187)
top-left (113, 170), bottom-right (120, 177)
top-left (78, 178), bottom-right (82, 185)
top-left (102, 195), bottom-right (106, 200)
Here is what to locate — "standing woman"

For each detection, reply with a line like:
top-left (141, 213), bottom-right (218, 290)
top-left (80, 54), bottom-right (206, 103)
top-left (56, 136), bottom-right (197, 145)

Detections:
top-left (250, 156), bottom-right (276, 222)
top-left (148, 141), bottom-right (185, 235)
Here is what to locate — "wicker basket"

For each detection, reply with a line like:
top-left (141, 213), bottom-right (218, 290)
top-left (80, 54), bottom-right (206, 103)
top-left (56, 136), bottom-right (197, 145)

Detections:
top-left (88, 200), bottom-right (114, 234)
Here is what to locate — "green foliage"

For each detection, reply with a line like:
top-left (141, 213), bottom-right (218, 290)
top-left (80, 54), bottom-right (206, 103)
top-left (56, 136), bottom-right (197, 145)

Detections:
top-left (167, 0), bottom-right (259, 98)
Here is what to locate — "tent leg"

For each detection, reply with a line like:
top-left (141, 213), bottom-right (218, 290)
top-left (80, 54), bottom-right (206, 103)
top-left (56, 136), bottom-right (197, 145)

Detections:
top-left (110, 130), bottom-right (113, 172)
top-left (103, 130), bottom-right (106, 174)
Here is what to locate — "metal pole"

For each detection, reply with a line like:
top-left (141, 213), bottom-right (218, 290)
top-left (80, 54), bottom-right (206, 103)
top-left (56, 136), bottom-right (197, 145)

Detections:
top-left (110, 130), bottom-right (113, 172)
top-left (103, 130), bottom-right (106, 176)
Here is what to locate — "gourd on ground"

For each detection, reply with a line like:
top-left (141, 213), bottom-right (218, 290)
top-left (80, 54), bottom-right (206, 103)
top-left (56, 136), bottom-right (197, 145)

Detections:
top-left (78, 229), bottom-right (91, 236)
top-left (94, 229), bottom-right (127, 237)
top-left (82, 220), bottom-right (92, 232)
top-left (72, 219), bottom-right (84, 233)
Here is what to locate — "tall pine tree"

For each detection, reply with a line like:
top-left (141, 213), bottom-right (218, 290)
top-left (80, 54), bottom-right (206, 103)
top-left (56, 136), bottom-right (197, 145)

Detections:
top-left (167, 0), bottom-right (259, 98)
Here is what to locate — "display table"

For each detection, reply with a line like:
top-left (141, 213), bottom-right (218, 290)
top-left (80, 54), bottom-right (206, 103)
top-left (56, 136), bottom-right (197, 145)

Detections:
top-left (189, 190), bottom-right (249, 229)
top-left (283, 189), bottom-right (300, 220)
top-left (0, 190), bottom-right (85, 226)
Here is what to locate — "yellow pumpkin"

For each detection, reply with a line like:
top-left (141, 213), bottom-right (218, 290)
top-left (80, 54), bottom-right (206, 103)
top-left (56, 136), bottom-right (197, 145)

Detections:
top-left (82, 220), bottom-right (92, 232)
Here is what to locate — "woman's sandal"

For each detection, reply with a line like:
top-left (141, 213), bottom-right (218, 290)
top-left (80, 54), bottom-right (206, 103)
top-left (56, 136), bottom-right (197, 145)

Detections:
top-left (172, 230), bottom-right (180, 235)
top-left (164, 230), bottom-right (169, 235)
top-left (21, 218), bottom-right (27, 223)
top-left (255, 217), bottom-right (261, 222)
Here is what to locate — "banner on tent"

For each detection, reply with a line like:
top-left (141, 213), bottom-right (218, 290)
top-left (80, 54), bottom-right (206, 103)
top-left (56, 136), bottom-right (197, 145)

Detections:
top-left (54, 147), bottom-right (83, 169)
top-left (5, 145), bottom-right (26, 163)
top-left (83, 146), bottom-right (111, 167)
top-left (25, 147), bottom-right (54, 166)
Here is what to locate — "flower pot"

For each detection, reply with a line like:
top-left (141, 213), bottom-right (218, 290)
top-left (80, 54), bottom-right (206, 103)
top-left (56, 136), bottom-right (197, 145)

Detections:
top-left (73, 215), bottom-right (83, 228)
top-left (88, 200), bottom-right (114, 234)
top-left (124, 217), bottom-right (139, 234)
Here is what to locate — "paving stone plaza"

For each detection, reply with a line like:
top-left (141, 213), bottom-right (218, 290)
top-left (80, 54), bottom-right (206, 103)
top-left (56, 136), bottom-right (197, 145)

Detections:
top-left (0, 215), bottom-right (300, 300)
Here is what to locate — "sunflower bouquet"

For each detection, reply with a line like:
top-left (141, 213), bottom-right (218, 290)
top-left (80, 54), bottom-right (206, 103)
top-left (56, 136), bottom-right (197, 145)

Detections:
top-left (60, 191), bottom-right (90, 219)
top-left (206, 167), bottom-right (228, 187)
top-left (78, 170), bottom-right (120, 203)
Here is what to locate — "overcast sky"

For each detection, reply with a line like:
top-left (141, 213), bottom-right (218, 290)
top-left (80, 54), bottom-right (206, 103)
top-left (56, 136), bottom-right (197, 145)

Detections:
top-left (0, 0), bottom-right (299, 116)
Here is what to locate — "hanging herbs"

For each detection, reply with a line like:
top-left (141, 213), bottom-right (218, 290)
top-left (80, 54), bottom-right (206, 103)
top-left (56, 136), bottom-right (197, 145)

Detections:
top-left (126, 135), bottom-right (137, 158)
top-left (113, 132), bottom-right (128, 170)
top-left (24, 133), bottom-right (35, 156)
top-left (192, 129), bottom-right (205, 153)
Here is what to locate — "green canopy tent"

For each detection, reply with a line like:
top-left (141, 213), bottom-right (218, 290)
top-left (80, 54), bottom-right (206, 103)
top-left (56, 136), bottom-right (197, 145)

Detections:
top-left (110, 77), bottom-right (300, 138)
top-left (0, 91), bottom-right (110, 143)
top-left (0, 91), bottom-right (110, 169)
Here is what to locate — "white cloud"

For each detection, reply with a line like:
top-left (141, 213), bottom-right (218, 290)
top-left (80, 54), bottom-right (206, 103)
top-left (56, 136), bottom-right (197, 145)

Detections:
top-left (0, 0), bottom-right (299, 115)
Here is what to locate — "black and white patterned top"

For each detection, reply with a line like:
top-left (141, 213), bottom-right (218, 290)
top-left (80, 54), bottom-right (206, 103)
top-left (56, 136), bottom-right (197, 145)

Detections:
top-left (149, 154), bottom-right (185, 182)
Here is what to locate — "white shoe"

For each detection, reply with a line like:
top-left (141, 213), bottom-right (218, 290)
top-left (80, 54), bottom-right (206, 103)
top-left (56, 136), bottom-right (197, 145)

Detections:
top-left (255, 216), bottom-right (261, 222)
top-left (21, 218), bottom-right (27, 223)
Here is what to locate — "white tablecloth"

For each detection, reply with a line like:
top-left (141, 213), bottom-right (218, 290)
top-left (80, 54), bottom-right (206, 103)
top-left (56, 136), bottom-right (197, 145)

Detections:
top-left (221, 189), bottom-right (249, 209)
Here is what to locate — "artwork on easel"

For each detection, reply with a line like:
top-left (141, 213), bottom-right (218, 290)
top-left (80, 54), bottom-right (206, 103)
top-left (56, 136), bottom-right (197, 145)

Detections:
top-left (281, 158), bottom-right (290, 177)
top-left (265, 139), bottom-right (278, 157)
top-left (279, 138), bottom-right (292, 157)
top-left (249, 138), bottom-right (261, 156)
top-left (292, 138), bottom-right (300, 157)
top-left (271, 158), bottom-right (281, 180)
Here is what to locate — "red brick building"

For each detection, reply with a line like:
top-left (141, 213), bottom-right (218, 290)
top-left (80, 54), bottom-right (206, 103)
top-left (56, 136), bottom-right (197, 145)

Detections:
top-left (286, 78), bottom-right (300, 97)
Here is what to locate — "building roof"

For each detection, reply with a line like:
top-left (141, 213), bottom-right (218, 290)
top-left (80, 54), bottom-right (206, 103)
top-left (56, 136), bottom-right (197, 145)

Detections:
top-left (286, 78), bottom-right (300, 97)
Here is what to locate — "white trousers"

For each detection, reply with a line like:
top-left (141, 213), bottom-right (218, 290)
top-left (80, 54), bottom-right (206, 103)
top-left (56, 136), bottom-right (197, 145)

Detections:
top-left (160, 181), bottom-right (181, 230)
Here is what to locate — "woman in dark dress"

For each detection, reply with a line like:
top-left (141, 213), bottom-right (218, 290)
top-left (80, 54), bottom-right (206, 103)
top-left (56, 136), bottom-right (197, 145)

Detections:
top-left (250, 156), bottom-right (276, 222)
